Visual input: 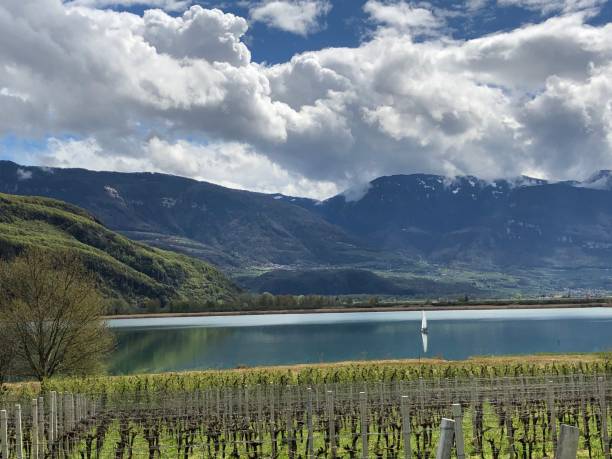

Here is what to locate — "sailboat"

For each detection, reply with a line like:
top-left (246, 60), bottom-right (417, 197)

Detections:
top-left (421, 330), bottom-right (428, 354)
top-left (420, 310), bottom-right (428, 335)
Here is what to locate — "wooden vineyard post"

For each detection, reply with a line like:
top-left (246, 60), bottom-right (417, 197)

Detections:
top-left (504, 396), bottom-right (515, 459)
top-left (15, 404), bottom-right (23, 459)
top-left (228, 389), bottom-right (233, 428)
top-left (64, 392), bottom-right (68, 435)
top-left (286, 388), bottom-right (294, 459)
top-left (227, 387), bottom-right (233, 452)
top-left (307, 388), bottom-right (314, 459)
top-left (83, 395), bottom-right (88, 421)
top-left (1, 409), bottom-right (8, 459)
top-left (62, 393), bottom-right (70, 434)
top-left (50, 391), bottom-right (57, 445)
top-left (599, 377), bottom-right (610, 459)
top-left (555, 424), bottom-right (579, 459)
top-left (418, 378), bottom-right (425, 419)
top-left (327, 390), bottom-right (336, 459)
top-left (379, 382), bottom-right (384, 420)
top-left (90, 394), bottom-right (96, 419)
top-left (69, 393), bottom-right (75, 431)
top-left (49, 392), bottom-right (54, 445)
top-left (470, 387), bottom-right (478, 455)
top-left (401, 396), bottom-right (412, 459)
top-left (360, 392), bottom-right (368, 459)
top-left (237, 388), bottom-right (243, 427)
top-left (452, 403), bottom-right (465, 459)
top-left (38, 396), bottom-right (45, 455)
top-left (270, 388), bottom-right (277, 459)
top-left (57, 392), bottom-right (63, 440)
top-left (435, 418), bottom-right (455, 459)
top-left (244, 386), bottom-right (250, 424)
top-left (64, 393), bottom-right (74, 453)
top-left (257, 385), bottom-right (263, 442)
top-left (74, 395), bottom-right (79, 426)
top-left (32, 398), bottom-right (39, 459)
top-left (548, 381), bottom-right (558, 455)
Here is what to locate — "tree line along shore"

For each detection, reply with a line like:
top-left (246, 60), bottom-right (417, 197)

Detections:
top-left (104, 299), bottom-right (612, 319)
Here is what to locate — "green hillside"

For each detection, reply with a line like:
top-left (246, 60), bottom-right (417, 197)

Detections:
top-left (0, 193), bottom-right (237, 311)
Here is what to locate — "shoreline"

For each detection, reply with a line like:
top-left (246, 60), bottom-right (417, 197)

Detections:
top-left (104, 300), bottom-right (612, 320)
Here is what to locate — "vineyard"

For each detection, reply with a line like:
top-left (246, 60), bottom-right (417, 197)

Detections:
top-left (1, 368), bottom-right (611, 458)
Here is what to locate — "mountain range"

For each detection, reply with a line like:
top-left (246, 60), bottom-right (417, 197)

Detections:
top-left (3, 160), bottom-right (612, 296)
top-left (299, 173), bottom-right (612, 268)
top-left (0, 161), bottom-right (381, 270)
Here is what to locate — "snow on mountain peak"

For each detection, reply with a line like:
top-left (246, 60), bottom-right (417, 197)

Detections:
top-left (578, 170), bottom-right (612, 190)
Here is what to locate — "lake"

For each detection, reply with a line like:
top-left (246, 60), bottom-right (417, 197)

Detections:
top-left (107, 308), bottom-right (612, 374)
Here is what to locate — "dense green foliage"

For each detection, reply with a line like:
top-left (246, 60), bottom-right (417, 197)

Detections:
top-left (237, 268), bottom-right (484, 296)
top-left (32, 355), bottom-right (612, 397)
top-left (0, 193), bottom-right (237, 311)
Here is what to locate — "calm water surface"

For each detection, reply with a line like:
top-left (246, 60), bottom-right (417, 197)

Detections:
top-left (107, 308), bottom-right (612, 374)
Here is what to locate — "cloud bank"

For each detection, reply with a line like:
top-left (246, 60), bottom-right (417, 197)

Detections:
top-left (1, 0), bottom-right (612, 198)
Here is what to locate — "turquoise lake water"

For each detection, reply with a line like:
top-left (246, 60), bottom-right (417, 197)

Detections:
top-left (107, 308), bottom-right (612, 374)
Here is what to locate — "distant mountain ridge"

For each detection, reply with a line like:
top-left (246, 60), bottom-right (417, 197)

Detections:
top-left (4, 160), bottom-right (612, 287)
top-left (0, 160), bottom-right (386, 270)
top-left (301, 173), bottom-right (612, 268)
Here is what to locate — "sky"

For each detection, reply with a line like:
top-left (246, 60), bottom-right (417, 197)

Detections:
top-left (1, 0), bottom-right (612, 198)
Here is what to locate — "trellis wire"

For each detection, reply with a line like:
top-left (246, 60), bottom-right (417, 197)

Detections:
top-left (0, 374), bottom-right (610, 458)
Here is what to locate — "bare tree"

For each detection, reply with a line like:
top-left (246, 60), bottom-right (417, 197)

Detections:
top-left (0, 248), bottom-right (114, 381)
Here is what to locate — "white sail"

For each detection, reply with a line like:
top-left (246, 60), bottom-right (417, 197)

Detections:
top-left (421, 331), bottom-right (428, 354)
top-left (421, 310), bottom-right (428, 332)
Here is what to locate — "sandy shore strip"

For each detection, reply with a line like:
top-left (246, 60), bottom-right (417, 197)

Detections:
top-left (104, 300), bottom-right (612, 320)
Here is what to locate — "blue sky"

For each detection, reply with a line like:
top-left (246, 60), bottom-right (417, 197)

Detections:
top-left (117, 0), bottom-right (612, 64)
top-left (1, 0), bottom-right (612, 198)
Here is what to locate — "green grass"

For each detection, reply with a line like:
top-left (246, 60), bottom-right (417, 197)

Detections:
top-left (0, 193), bottom-right (237, 311)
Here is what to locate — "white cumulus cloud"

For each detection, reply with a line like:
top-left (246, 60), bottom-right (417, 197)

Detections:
top-left (497, 0), bottom-right (606, 15)
top-left (142, 6), bottom-right (251, 65)
top-left (36, 137), bottom-right (339, 198)
top-left (249, 0), bottom-right (331, 36)
top-left (1, 0), bottom-right (612, 199)
top-left (364, 0), bottom-right (444, 35)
